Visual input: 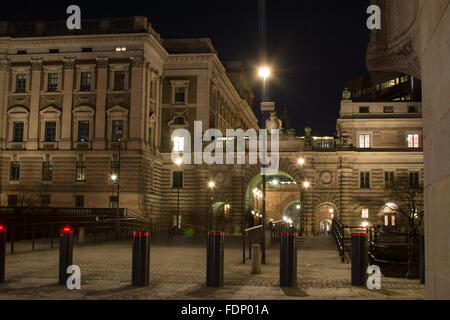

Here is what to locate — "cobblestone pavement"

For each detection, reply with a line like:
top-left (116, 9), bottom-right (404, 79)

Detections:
top-left (0, 236), bottom-right (425, 300)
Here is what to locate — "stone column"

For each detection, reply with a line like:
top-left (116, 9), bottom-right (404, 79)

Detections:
top-left (27, 58), bottom-right (43, 150)
top-left (60, 57), bottom-right (75, 150)
top-left (0, 59), bottom-right (10, 149)
top-left (129, 56), bottom-right (145, 151)
top-left (93, 57), bottom-right (108, 150)
top-left (155, 73), bottom-right (163, 152)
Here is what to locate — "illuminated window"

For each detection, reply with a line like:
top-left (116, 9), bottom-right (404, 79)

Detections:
top-left (383, 106), bottom-right (394, 113)
top-left (115, 47), bottom-right (127, 52)
top-left (173, 136), bottom-right (184, 152)
top-left (407, 134), bottom-right (420, 148)
top-left (362, 209), bottom-right (369, 219)
top-left (358, 134), bottom-right (371, 148)
top-left (76, 161), bottom-right (86, 181)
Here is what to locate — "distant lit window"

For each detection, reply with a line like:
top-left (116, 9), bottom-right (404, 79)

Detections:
top-left (359, 106), bottom-right (369, 113)
top-left (407, 134), bottom-right (420, 148)
top-left (78, 121), bottom-right (90, 142)
top-left (358, 134), bottom-right (371, 148)
top-left (47, 73), bottom-right (59, 92)
top-left (115, 47), bottom-right (127, 52)
top-left (173, 136), bottom-right (184, 152)
top-left (76, 161), bottom-right (86, 181)
top-left (362, 209), bottom-right (369, 219)
top-left (383, 106), bottom-right (394, 113)
top-left (16, 74), bottom-right (26, 93)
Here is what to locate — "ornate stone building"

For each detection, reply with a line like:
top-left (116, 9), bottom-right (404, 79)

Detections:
top-left (0, 17), bottom-right (424, 242)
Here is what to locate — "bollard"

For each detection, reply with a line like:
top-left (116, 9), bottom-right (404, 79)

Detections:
top-left (206, 232), bottom-right (224, 287)
top-left (59, 226), bottom-right (74, 286)
top-left (280, 232), bottom-right (297, 287)
top-left (251, 244), bottom-right (262, 274)
top-left (351, 233), bottom-right (368, 286)
top-left (78, 227), bottom-right (85, 244)
top-left (0, 225), bottom-right (6, 283)
top-left (419, 233), bottom-right (425, 285)
top-left (132, 231), bottom-right (151, 287)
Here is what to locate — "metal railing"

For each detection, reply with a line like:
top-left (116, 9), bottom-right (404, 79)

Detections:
top-left (242, 220), bottom-right (284, 264)
top-left (368, 226), bottom-right (410, 265)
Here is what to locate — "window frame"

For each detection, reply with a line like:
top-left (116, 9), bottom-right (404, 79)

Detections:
top-left (9, 161), bottom-right (20, 181)
top-left (76, 161), bottom-right (87, 182)
top-left (42, 161), bottom-right (53, 181)
top-left (358, 134), bottom-right (371, 149)
top-left (360, 171), bottom-right (371, 189)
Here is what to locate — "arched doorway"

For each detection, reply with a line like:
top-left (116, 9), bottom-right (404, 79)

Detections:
top-left (314, 202), bottom-right (338, 236)
top-left (283, 201), bottom-right (302, 231)
top-left (244, 170), bottom-right (300, 228)
top-left (210, 201), bottom-right (231, 232)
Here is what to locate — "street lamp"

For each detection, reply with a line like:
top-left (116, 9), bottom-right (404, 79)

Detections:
top-left (175, 158), bottom-right (183, 235)
top-left (296, 157), bottom-right (306, 235)
top-left (297, 157), bottom-right (305, 166)
top-left (302, 181), bottom-right (310, 236)
top-left (208, 180), bottom-right (216, 231)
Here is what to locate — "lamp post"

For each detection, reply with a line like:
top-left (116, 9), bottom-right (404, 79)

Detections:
top-left (175, 158), bottom-right (183, 235)
top-left (297, 157), bottom-right (305, 235)
top-left (302, 181), bottom-right (310, 236)
top-left (208, 180), bottom-right (216, 231)
top-left (258, 66), bottom-right (271, 265)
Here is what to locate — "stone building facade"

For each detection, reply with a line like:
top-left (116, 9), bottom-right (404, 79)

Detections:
top-left (0, 17), bottom-right (424, 239)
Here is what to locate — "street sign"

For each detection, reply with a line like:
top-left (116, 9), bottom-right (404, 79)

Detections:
top-left (261, 101), bottom-right (275, 112)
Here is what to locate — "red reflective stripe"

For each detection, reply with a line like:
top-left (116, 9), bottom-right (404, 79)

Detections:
top-left (280, 233), bottom-right (297, 236)
top-left (0, 225), bottom-right (5, 232)
top-left (419, 233), bottom-right (425, 237)
top-left (208, 232), bottom-right (224, 236)
top-left (352, 233), bottom-right (368, 237)
top-left (133, 231), bottom-right (151, 237)
top-left (61, 227), bottom-right (72, 234)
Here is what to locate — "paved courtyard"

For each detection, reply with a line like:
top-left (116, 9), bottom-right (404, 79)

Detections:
top-left (0, 235), bottom-right (424, 300)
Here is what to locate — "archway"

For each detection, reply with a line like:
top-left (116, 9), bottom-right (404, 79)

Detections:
top-left (210, 201), bottom-right (231, 232)
top-left (244, 170), bottom-right (300, 228)
top-left (314, 202), bottom-right (338, 236)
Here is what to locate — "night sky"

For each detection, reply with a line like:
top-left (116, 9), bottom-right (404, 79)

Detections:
top-left (1, 0), bottom-right (371, 136)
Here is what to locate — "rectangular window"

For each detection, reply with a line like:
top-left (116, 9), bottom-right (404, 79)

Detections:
top-left (16, 74), bottom-right (26, 93)
top-left (385, 171), bottom-right (395, 188)
top-left (8, 195), bottom-right (18, 207)
top-left (75, 195), bottom-right (84, 208)
top-left (47, 73), bottom-right (59, 92)
top-left (174, 87), bottom-right (185, 103)
top-left (76, 161), bottom-right (86, 181)
top-left (45, 121), bottom-right (57, 142)
top-left (10, 161), bottom-right (20, 181)
top-left (109, 196), bottom-right (118, 208)
top-left (362, 209), bottom-right (369, 219)
top-left (172, 171), bottom-right (183, 188)
top-left (110, 161), bottom-right (120, 177)
top-left (360, 172), bottom-right (370, 189)
top-left (384, 215), bottom-right (389, 226)
top-left (80, 72), bottom-right (92, 91)
top-left (17, 50), bottom-right (27, 55)
top-left (41, 195), bottom-right (50, 208)
top-left (82, 47), bottom-right (92, 52)
top-left (78, 121), bottom-right (90, 142)
top-left (407, 134), bottom-right (420, 148)
top-left (115, 47), bottom-right (126, 52)
top-left (359, 106), bottom-right (369, 113)
top-left (358, 134), bottom-right (371, 148)
top-left (384, 106), bottom-right (394, 113)
top-left (49, 49), bottom-right (59, 53)
top-left (114, 71), bottom-right (126, 91)
top-left (173, 136), bottom-right (184, 152)
top-left (112, 120), bottom-right (124, 141)
top-left (12, 122), bottom-right (24, 142)
top-left (42, 161), bottom-right (53, 181)
top-left (408, 106), bottom-right (418, 113)
top-left (409, 171), bottom-right (420, 188)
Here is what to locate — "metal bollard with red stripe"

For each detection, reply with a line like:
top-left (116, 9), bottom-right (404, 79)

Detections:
top-left (419, 233), bottom-right (425, 285)
top-left (59, 226), bottom-right (74, 285)
top-left (351, 233), bottom-right (368, 286)
top-left (206, 232), bottom-right (224, 287)
top-left (280, 232), bottom-right (297, 287)
top-left (0, 225), bottom-right (6, 283)
top-left (132, 231), bottom-right (151, 287)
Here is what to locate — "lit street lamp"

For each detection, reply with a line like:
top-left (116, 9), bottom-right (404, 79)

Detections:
top-left (208, 180), bottom-right (216, 231)
top-left (302, 181), bottom-right (310, 236)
